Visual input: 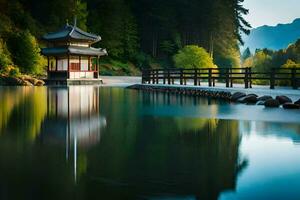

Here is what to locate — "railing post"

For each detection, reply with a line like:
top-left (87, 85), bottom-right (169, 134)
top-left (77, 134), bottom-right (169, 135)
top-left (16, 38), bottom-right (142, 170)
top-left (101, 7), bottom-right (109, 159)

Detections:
top-left (230, 68), bottom-right (233, 87)
top-left (156, 70), bottom-right (159, 84)
top-left (163, 69), bottom-right (166, 84)
top-left (291, 68), bottom-right (297, 89)
top-left (167, 69), bottom-right (171, 85)
top-left (225, 68), bottom-right (229, 88)
top-left (208, 68), bottom-right (212, 87)
top-left (270, 68), bottom-right (275, 89)
top-left (152, 70), bottom-right (155, 84)
top-left (194, 69), bottom-right (198, 86)
top-left (248, 67), bottom-right (252, 88)
top-left (141, 69), bottom-right (145, 84)
top-left (244, 68), bottom-right (249, 88)
top-left (180, 69), bottom-right (183, 85)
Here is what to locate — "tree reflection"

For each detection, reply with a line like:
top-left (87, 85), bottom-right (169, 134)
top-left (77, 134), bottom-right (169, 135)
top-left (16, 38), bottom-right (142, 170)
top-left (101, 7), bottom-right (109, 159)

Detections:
top-left (0, 87), bottom-right (247, 200)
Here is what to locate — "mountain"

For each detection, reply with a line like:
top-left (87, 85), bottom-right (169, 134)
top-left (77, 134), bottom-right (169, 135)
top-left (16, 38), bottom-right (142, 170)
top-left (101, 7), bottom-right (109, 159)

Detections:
top-left (242, 18), bottom-right (300, 52)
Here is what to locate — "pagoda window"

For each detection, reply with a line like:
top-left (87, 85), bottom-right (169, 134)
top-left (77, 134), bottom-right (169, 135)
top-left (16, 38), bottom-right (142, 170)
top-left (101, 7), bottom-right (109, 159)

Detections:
top-left (70, 56), bottom-right (80, 71)
top-left (57, 57), bottom-right (68, 71)
top-left (80, 56), bottom-right (89, 71)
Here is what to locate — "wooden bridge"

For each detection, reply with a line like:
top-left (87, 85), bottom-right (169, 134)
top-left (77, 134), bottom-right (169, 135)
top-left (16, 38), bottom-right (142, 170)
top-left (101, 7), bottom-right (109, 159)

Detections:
top-left (141, 68), bottom-right (300, 89)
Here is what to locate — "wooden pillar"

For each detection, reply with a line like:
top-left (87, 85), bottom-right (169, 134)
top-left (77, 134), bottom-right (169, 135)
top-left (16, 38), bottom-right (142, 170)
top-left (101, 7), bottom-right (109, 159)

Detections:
top-left (55, 57), bottom-right (58, 71)
top-left (208, 68), bottom-right (212, 87)
top-left (167, 69), bottom-right (171, 85)
top-left (244, 68), bottom-right (249, 89)
top-left (79, 56), bottom-right (81, 71)
top-left (180, 69), bottom-right (183, 85)
top-left (270, 68), bottom-right (275, 89)
top-left (194, 69), bottom-right (197, 86)
top-left (226, 68), bottom-right (229, 88)
top-left (88, 56), bottom-right (90, 71)
top-left (67, 55), bottom-right (70, 79)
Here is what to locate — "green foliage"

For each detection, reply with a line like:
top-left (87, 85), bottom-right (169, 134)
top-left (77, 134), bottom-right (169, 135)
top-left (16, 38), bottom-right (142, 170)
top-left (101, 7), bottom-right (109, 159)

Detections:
top-left (75, 0), bottom-right (88, 31)
top-left (173, 45), bottom-right (217, 69)
top-left (0, 0), bottom-right (251, 75)
top-left (8, 67), bottom-right (20, 77)
top-left (242, 39), bottom-right (300, 85)
top-left (0, 40), bottom-right (13, 70)
top-left (7, 30), bottom-right (46, 75)
top-left (282, 59), bottom-right (300, 69)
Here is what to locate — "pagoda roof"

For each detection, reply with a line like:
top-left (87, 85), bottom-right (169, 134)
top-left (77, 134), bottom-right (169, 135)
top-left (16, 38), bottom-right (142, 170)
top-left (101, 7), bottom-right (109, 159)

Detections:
top-left (41, 46), bottom-right (107, 56)
top-left (42, 24), bottom-right (101, 43)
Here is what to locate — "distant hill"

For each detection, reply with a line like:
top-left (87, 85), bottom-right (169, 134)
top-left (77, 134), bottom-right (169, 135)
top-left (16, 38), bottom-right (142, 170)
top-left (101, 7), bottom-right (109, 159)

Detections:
top-left (242, 18), bottom-right (300, 52)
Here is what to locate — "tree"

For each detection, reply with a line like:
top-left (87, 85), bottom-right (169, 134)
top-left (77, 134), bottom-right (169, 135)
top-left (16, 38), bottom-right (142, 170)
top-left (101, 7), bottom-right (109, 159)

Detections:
top-left (282, 59), bottom-right (300, 69)
top-left (173, 45), bottom-right (217, 69)
top-left (7, 30), bottom-right (46, 75)
top-left (0, 39), bottom-right (13, 69)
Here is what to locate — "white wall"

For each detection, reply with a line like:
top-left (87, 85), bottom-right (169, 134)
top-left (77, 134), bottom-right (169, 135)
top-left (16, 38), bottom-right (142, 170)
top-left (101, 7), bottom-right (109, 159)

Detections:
top-left (70, 72), bottom-right (94, 79)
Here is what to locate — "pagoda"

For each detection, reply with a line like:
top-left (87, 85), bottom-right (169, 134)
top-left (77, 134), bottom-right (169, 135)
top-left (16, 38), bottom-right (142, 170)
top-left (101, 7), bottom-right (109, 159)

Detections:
top-left (41, 21), bottom-right (107, 84)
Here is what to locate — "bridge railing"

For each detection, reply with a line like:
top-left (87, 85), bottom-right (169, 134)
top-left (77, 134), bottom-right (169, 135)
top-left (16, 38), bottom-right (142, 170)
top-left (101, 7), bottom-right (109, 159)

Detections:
top-left (141, 67), bottom-right (300, 89)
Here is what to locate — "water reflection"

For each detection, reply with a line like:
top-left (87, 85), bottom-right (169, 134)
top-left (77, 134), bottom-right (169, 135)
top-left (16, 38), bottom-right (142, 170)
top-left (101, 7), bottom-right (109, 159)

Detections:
top-left (0, 87), bottom-right (299, 199)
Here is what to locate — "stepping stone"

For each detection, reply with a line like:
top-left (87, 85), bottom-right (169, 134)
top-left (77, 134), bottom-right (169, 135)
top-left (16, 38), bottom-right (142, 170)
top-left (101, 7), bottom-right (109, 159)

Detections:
top-left (282, 103), bottom-right (300, 109)
top-left (265, 99), bottom-right (280, 108)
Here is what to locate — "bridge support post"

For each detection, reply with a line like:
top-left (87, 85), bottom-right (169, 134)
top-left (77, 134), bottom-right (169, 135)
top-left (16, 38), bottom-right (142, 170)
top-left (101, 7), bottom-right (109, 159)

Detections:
top-left (180, 69), bottom-right (183, 85)
top-left (208, 69), bottom-right (212, 87)
top-left (194, 69), bottom-right (198, 86)
top-left (226, 68), bottom-right (229, 88)
top-left (270, 68), bottom-right (275, 89)
top-left (167, 69), bottom-right (171, 85)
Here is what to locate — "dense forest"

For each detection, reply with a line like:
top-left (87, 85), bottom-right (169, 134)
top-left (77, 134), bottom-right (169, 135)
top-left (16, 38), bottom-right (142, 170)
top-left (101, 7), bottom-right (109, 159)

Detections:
top-left (0, 0), bottom-right (251, 76)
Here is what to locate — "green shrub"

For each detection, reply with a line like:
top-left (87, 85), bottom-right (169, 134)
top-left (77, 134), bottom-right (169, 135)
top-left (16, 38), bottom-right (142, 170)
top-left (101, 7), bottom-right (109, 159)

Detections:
top-left (7, 30), bottom-right (46, 75)
top-left (173, 45), bottom-right (217, 69)
top-left (8, 67), bottom-right (20, 77)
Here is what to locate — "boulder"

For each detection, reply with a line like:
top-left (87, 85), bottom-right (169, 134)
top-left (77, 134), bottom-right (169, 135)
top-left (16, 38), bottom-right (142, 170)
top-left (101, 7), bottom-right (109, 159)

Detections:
top-left (256, 101), bottom-right (265, 106)
top-left (294, 99), bottom-right (300, 105)
top-left (247, 93), bottom-right (258, 97)
top-left (231, 92), bottom-right (246, 101)
top-left (282, 103), bottom-right (300, 109)
top-left (264, 99), bottom-right (280, 108)
top-left (35, 80), bottom-right (45, 86)
top-left (257, 95), bottom-right (273, 101)
top-left (237, 94), bottom-right (258, 104)
top-left (276, 95), bottom-right (292, 104)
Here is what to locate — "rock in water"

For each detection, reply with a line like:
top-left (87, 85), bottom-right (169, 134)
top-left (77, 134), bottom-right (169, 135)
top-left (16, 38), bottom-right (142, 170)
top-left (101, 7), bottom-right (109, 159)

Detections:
top-left (231, 92), bottom-right (246, 101)
top-left (237, 94), bottom-right (258, 104)
top-left (256, 101), bottom-right (266, 106)
top-left (264, 99), bottom-right (280, 108)
top-left (257, 95), bottom-right (273, 101)
top-left (282, 103), bottom-right (300, 109)
top-left (276, 95), bottom-right (292, 104)
top-left (295, 99), bottom-right (300, 105)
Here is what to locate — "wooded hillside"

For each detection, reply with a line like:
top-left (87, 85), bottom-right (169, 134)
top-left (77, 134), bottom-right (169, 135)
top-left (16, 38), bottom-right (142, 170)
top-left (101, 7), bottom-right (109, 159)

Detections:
top-left (0, 0), bottom-right (250, 75)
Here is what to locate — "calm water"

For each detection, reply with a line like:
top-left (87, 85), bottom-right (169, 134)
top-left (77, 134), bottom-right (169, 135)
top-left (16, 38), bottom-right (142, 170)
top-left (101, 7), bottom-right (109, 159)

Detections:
top-left (0, 86), bottom-right (300, 200)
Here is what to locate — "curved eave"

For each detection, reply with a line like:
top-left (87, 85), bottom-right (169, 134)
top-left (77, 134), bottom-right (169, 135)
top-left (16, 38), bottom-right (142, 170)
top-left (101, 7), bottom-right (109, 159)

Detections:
top-left (42, 25), bottom-right (102, 44)
top-left (41, 46), bottom-right (108, 57)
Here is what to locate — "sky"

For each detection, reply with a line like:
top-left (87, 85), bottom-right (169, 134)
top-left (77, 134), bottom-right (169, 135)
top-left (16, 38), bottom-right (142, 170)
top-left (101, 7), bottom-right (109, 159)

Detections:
top-left (243, 0), bottom-right (300, 28)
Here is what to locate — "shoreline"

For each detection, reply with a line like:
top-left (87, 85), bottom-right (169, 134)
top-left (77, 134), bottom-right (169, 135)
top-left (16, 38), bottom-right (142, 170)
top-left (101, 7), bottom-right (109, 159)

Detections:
top-left (127, 84), bottom-right (300, 109)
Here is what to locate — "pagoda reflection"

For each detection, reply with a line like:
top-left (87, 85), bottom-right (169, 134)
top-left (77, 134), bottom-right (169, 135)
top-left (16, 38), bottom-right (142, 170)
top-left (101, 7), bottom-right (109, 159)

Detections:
top-left (41, 86), bottom-right (106, 182)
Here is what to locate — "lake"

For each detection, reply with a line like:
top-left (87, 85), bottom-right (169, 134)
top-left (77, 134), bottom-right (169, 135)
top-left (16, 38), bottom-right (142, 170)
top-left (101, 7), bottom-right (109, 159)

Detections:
top-left (0, 86), bottom-right (300, 200)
